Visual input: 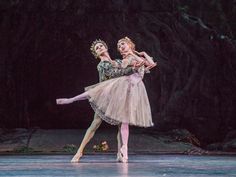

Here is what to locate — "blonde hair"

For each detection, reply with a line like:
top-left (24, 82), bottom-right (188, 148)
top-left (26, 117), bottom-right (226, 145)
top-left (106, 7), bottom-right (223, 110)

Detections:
top-left (117, 36), bottom-right (135, 51)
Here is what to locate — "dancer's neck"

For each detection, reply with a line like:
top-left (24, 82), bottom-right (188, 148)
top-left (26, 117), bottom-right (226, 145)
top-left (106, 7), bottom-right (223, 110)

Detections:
top-left (99, 52), bottom-right (112, 62)
top-left (121, 50), bottom-right (133, 59)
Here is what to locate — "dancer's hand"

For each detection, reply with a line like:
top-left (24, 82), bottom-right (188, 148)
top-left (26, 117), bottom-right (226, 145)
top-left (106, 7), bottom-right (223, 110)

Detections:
top-left (145, 62), bottom-right (157, 70)
top-left (134, 51), bottom-right (147, 57)
top-left (135, 60), bottom-right (145, 67)
top-left (56, 98), bottom-right (74, 105)
top-left (133, 61), bottom-right (145, 71)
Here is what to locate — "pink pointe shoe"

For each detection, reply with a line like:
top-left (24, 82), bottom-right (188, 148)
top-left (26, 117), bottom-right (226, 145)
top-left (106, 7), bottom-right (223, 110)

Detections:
top-left (116, 152), bottom-right (123, 162)
top-left (71, 152), bottom-right (83, 163)
top-left (119, 145), bottom-right (128, 163)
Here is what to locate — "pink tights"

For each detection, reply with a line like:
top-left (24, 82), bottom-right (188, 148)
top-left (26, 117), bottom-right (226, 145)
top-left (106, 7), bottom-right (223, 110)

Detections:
top-left (120, 123), bottom-right (129, 159)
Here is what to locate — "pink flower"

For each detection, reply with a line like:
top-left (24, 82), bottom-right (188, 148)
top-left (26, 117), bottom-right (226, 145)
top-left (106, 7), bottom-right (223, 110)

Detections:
top-left (102, 141), bottom-right (107, 145)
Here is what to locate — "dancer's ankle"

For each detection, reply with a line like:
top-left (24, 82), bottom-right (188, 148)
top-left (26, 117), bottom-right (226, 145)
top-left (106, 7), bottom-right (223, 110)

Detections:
top-left (120, 145), bottom-right (128, 159)
top-left (71, 152), bottom-right (83, 163)
top-left (77, 150), bottom-right (83, 155)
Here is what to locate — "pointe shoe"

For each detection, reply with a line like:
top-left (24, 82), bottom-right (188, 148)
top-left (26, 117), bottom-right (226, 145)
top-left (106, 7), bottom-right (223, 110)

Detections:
top-left (71, 152), bottom-right (83, 163)
top-left (120, 145), bottom-right (128, 163)
top-left (116, 152), bottom-right (123, 162)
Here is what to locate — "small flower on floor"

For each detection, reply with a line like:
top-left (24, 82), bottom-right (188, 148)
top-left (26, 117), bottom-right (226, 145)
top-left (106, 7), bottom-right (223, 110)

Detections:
top-left (93, 141), bottom-right (109, 152)
top-left (102, 141), bottom-right (107, 145)
top-left (63, 144), bottom-right (77, 153)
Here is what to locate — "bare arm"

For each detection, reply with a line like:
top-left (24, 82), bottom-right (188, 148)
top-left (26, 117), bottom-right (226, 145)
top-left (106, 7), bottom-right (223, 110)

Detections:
top-left (134, 51), bottom-right (155, 65)
top-left (134, 51), bottom-right (157, 70)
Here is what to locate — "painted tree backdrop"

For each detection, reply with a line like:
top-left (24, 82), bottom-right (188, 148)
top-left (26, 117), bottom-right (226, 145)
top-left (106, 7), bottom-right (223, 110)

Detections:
top-left (0, 0), bottom-right (235, 145)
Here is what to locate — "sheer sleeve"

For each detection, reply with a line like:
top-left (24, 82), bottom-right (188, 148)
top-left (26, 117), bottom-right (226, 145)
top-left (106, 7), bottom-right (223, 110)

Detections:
top-left (121, 59), bottom-right (130, 68)
top-left (121, 55), bottom-right (136, 68)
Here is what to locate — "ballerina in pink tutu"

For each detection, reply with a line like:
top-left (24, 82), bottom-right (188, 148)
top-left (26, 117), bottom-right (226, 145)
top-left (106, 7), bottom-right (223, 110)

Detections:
top-left (57, 37), bottom-right (156, 162)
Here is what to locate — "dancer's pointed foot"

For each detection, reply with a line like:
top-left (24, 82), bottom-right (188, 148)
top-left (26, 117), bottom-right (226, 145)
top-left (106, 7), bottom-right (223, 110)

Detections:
top-left (56, 98), bottom-right (74, 105)
top-left (120, 145), bottom-right (128, 163)
top-left (71, 152), bottom-right (83, 163)
top-left (116, 152), bottom-right (123, 162)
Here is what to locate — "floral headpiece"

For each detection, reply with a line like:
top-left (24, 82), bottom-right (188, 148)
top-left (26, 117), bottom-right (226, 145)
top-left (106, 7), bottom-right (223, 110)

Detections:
top-left (117, 36), bottom-right (135, 51)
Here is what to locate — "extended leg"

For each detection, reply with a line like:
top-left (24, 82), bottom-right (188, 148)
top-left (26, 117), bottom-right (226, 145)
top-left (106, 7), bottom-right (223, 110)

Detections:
top-left (71, 115), bottom-right (102, 162)
top-left (71, 91), bottom-right (89, 101)
top-left (56, 92), bottom-right (89, 105)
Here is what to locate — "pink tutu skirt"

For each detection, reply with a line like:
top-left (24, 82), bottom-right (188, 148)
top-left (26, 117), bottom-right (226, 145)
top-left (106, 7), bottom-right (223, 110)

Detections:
top-left (85, 73), bottom-right (154, 127)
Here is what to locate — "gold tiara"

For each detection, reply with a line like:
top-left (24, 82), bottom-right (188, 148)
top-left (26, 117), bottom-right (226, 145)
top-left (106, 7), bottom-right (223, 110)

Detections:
top-left (90, 39), bottom-right (108, 58)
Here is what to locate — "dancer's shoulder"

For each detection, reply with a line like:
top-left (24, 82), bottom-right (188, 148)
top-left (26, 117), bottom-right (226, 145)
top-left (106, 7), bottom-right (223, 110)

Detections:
top-left (97, 60), bottom-right (111, 71)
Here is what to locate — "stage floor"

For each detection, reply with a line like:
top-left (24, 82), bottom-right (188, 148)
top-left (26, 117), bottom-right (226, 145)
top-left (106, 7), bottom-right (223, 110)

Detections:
top-left (0, 154), bottom-right (235, 177)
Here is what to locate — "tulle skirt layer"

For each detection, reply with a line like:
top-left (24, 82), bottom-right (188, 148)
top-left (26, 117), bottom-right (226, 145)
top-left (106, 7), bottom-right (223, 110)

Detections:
top-left (85, 74), bottom-right (154, 127)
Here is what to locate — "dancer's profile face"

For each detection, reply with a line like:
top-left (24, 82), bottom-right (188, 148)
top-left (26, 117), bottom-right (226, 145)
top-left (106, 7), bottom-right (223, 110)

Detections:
top-left (94, 43), bottom-right (107, 56)
top-left (117, 40), bottom-right (131, 54)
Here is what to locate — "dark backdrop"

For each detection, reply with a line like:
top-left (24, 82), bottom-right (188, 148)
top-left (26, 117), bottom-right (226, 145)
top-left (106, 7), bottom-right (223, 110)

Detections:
top-left (0, 0), bottom-right (236, 144)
